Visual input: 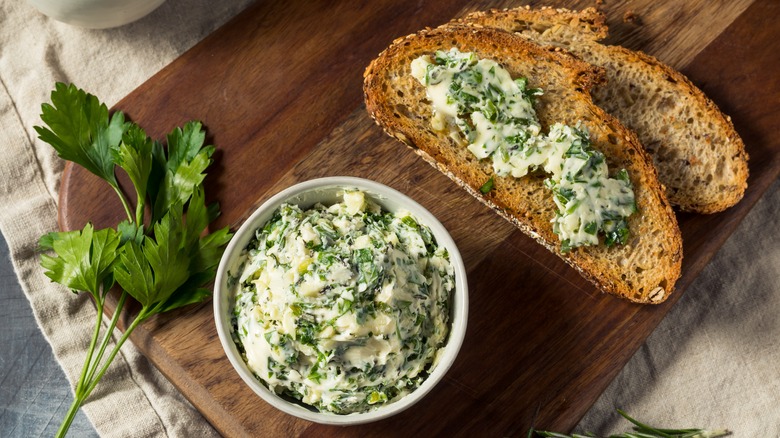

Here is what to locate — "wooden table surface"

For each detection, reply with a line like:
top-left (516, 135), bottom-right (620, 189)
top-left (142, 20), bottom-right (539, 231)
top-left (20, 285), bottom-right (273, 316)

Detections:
top-left (58, 0), bottom-right (780, 435)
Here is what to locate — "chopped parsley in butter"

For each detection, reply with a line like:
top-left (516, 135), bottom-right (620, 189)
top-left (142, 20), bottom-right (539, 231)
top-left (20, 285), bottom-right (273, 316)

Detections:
top-left (411, 48), bottom-right (636, 251)
top-left (231, 190), bottom-right (454, 414)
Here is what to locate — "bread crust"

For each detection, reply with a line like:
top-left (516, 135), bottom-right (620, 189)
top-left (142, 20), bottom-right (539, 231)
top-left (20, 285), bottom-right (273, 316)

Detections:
top-left (364, 24), bottom-right (682, 304)
top-left (460, 6), bottom-right (609, 42)
top-left (462, 6), bottom-right (749, 213)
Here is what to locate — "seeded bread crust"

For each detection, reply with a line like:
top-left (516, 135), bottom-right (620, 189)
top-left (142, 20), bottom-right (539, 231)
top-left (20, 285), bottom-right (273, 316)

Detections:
top-left (363, 24), bottom-right (682, 304)
top-left (462, 6), bottom-right (749, 213)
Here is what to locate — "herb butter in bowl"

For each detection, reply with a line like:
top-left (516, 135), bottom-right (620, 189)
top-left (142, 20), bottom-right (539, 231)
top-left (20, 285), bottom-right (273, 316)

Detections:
top-left (214, 177), bottom-right (468, 424)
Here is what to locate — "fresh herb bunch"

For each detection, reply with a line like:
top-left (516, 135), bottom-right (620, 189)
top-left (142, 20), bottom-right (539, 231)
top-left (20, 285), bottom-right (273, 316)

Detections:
top-left (34, 83), bottom-right (233, 438)
top-left (529, 409), bottom-right (731, 438)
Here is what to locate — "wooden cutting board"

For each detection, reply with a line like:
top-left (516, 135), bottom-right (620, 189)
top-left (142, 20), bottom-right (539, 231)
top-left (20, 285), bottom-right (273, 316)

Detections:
top-left (58, 0), bottom-right (780, 435)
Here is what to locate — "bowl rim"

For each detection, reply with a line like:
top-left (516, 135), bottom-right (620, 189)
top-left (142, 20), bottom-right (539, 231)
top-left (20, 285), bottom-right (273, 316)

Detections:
top-left (213, 176), bottom-right (468, 425)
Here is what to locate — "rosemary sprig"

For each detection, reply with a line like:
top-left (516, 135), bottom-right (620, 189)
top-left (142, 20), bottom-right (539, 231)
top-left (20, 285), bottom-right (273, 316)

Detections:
top-left (529, 409), bottom-right (731, 438)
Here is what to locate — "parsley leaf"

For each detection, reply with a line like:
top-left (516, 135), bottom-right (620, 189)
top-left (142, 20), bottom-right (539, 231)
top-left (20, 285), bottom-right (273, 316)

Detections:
top-left (166, 120), bottom-right (208, 171)
top-left (114, 124), bottom-right (158, 223)
top-left (114, 203), bottom-right (191, 308)
top-left (34, 83), bottom-right (233, 437)
top-left (35, 83), bottom-right (128, 189)
top-left (152, 122), bottom-right (215, 223)
top-left (39, 224), bottom-right (120, 298)
top-left (116, 220), bottom-right (145, 246)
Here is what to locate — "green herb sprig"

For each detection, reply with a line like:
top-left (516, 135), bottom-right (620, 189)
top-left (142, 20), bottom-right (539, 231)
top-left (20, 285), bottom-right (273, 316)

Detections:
top-left (529, 409), bottom-right (731, 438)
top-left (35, 83), bottom-right (233, 437)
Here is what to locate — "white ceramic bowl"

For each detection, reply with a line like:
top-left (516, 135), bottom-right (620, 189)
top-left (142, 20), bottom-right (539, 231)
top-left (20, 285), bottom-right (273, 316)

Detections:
top-left (27, 0), bottom-right (164, 29)
top-left (213, 177), bottom-right (468, 425)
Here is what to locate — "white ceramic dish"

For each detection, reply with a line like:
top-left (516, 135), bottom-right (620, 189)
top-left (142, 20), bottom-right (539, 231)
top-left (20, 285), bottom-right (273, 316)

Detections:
top-left (27, 0), bottom-right (164, 29)
top-left (213, 176), bottom-right (468, 425)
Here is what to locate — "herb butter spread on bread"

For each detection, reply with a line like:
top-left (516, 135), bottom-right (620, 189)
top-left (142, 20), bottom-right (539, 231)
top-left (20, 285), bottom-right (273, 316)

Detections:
top-left (462, 6), bottom-right (749, 214)
top-left (410, 48), bottom-right (636, 252)
top-left (364, 24), bottom-right (682, 304)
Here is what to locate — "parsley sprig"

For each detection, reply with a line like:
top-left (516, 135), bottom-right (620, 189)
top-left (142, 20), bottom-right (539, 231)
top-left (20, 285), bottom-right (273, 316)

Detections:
top-left (35, 83), bottom-right (232, 437)
top-left (529, 409), bottom-right (731, 438)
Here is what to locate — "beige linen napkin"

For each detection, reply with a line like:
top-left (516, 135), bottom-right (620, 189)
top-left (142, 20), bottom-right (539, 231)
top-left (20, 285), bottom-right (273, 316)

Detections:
top-left (577, 179), bottom-right (780, 435)
top-left (0, 1), bottom-right (251, 436)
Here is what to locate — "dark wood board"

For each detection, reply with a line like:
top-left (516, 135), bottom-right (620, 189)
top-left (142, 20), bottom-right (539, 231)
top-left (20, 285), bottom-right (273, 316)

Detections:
top-left (57, 0), bottom-right (780, 436)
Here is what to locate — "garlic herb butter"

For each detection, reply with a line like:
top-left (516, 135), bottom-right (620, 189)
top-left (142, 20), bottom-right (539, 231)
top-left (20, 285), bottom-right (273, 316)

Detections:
top-left (411, 48), bottom-right (636, 251)
top-left (231, 190), bottom-right (454, 414)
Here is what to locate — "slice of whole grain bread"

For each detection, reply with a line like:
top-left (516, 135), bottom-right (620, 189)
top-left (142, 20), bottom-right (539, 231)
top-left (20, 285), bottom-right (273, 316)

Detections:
top-left (462, 6), bottom-right (749, 213)
top-left (364, 24), bottom-right (682, 304)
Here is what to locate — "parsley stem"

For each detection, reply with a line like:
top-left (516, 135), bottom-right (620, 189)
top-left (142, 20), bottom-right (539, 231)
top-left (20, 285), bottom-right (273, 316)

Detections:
top-left (74, 294), bottom-right (104, 395)
top-left (84, 291), bottom-right (128, 385)
top-left (56, 296), bottom-right (143, 438)
top-left (56, 393), bottom-right (84, 438)
top-left (111, 184), bottom-right (134, 223)
top-left (55, 292), bottom-right (116, 438)
top-left (135, 199), bottom-right (145, 227)
top-left (82, 307), bottom-right (151, 399)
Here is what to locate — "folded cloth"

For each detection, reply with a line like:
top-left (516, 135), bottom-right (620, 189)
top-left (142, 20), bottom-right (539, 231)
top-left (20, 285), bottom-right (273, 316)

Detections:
top-left (0, 1), bottom-right (250, 436)
top-left (577, 179), bottom-right (780, 435)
